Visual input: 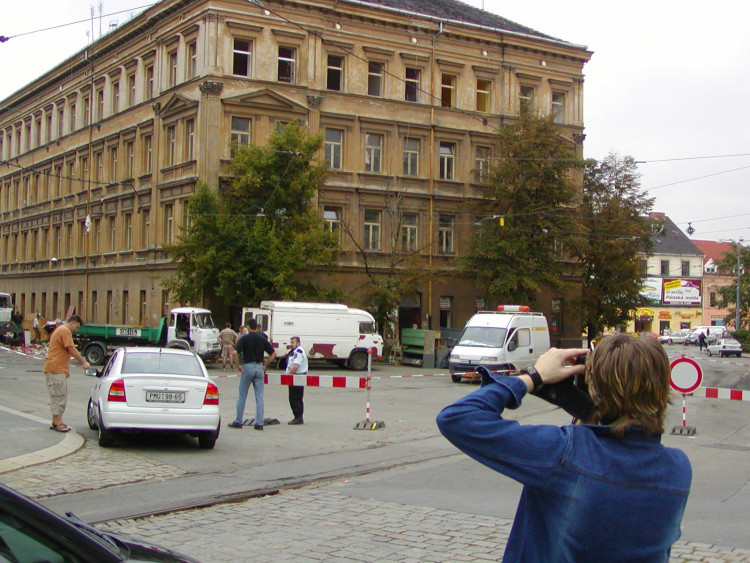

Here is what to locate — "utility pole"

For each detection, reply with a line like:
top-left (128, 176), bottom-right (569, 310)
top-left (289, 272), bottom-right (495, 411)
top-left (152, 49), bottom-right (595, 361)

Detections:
top-left (737, 238), bottom-right (743, 331)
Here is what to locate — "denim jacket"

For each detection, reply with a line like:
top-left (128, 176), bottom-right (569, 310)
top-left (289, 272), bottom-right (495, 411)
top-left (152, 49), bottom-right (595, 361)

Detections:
top-left (436, 374), bottom-right (691, 563)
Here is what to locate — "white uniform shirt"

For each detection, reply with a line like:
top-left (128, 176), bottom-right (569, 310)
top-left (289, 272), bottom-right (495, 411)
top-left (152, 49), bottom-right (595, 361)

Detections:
top-left (285, 346), bottom-right (308, 375)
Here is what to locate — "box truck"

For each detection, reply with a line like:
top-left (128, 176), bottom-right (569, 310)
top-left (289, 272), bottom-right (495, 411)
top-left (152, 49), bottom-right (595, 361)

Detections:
top-left (242, 301), bottom-right (383, 370)
top-left (449, 305), bottom-right (550, 382)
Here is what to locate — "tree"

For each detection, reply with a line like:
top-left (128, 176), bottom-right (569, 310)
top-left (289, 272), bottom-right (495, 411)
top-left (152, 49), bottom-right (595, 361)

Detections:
top-left (460, 108), bottom-right (583, 307)
top-left (166, 122), bottom-right (339, 306)
top-left (715, 242), bottom-right (750, 330)
top-left (578, 153), bottom-right (654, 343)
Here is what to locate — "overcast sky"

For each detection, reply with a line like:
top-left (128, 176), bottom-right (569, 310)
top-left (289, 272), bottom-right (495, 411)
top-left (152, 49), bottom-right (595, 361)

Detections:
top-left (2, 0), bottom-right (749, 243)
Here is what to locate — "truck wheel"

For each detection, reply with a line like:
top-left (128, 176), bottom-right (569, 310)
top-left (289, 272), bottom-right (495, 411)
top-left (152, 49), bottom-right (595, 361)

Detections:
top-left (87, 399), bottom-right (99, 431)
top-left (84, 343), bottom-right (106, 365)
top-left (451, 375), bottom-right (463, 383)
top-left (348, 351), bottom-right (368, 371)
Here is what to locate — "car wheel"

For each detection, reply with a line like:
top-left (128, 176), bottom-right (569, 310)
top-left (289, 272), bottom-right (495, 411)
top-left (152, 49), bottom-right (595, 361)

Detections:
top-left (719, 352), bottom-right (724, 358)
top-left (668, 339), bottom-right (673, 345)
top-left (348, 351), bottom-right (368, 371)
top-left (86, 398), bottom-right (99, 430)
top-left (198, 434), bottom-right (217, 449)
top-left (707, 350), bottom-right (712, 356)
top-left (97, 408), bottom-right (115, 447)
top-left (451, 374), bottom-right (462, 383)
top-left (84, 343), bottom-right (106, 365)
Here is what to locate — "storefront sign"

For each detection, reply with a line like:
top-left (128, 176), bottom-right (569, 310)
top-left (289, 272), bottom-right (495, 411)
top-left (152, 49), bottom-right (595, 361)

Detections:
top-left (663, 278), bottom-right (702, 306)
top-left (635, 307), bottom-right (654, 321)
top-left (659, 311), bottom-right (672, 319)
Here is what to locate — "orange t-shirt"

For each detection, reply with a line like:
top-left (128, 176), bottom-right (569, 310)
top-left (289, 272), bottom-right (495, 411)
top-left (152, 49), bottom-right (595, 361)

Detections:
top-left (43, 325), bottom-right (75, 375)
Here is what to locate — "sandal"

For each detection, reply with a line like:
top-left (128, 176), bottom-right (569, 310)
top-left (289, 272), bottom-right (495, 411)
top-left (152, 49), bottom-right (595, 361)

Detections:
top-left (50, 423), bottom-right (71, 433)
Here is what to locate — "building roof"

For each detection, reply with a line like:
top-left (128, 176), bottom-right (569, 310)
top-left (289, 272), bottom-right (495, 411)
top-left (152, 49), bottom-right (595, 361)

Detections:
top-left (359, 0), bottom-right (564, 42)
top-left (692, 240), bottom-right (733, 266)
top-left (648, 213), bottom-right (704, 257)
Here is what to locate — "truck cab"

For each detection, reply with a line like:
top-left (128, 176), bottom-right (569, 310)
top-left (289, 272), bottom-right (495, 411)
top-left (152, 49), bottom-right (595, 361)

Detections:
top-left (167, 307), bottom-right (221, 362)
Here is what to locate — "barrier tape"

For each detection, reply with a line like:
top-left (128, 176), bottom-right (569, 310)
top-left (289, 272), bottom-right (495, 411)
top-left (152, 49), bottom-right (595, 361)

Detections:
top-left (690, 387), bottom-right (750, 401)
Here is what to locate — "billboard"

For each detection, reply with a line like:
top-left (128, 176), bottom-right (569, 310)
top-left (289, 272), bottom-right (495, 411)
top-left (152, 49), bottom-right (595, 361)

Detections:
top-left (662, 278), bottom-right (702, 306)
top-left (640, 277), bottom-right (662, 305)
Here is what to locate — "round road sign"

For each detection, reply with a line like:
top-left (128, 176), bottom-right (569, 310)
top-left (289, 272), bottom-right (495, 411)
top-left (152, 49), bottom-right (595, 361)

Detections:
top-left (670, 357), bottom-right (703, 394)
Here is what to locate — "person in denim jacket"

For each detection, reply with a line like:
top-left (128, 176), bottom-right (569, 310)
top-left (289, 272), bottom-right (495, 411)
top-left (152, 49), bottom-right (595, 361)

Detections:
top-left (437, 334), bottom-right (691, 563)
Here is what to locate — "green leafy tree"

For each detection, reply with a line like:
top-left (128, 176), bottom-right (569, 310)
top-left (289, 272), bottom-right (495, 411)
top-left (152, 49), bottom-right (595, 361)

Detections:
top-left (715, 242), bottom-right (750, 330)
top-left (166, 122), bottom-right (339, 306)
top-left (460, 108), bottom-right (583, 306)
top-left (578, 154), bottom-right (654, 343)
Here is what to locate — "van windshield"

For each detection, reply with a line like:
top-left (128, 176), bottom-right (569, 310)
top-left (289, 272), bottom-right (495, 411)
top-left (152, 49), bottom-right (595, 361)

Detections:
top-left (457, 327), bottom-right (507, 348)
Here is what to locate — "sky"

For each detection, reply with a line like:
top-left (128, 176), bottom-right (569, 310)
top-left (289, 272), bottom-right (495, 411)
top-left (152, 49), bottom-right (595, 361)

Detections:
top-left (2, 0), bottom-right (749, 243)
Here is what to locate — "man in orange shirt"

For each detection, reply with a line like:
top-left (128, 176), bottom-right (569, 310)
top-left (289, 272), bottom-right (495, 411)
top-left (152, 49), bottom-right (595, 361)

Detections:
top-left (43, 315), bottom-right (90, 432)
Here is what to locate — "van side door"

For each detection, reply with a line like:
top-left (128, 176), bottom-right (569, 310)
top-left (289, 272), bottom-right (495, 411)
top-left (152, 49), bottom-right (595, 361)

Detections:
top-left (507, 327), bottom-right (533, 367)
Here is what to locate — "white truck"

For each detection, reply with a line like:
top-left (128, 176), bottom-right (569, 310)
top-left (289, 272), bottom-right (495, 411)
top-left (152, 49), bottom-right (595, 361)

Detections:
top-left (0, 292), bottom-right (17, 343)
top-left (449, 305), bottom-right (551, 382)
top-left (241, 301), bottom-right (383, 370)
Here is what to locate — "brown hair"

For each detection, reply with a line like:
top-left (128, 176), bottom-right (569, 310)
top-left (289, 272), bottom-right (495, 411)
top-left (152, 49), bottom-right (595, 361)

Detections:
top-left (585, 334), bottom-right (671, 437)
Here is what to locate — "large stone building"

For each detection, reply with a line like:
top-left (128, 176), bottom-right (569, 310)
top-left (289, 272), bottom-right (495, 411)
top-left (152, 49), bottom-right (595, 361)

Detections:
top-left (693, 240), bottom-right (737, 329)
top-left (0, 0), bottom-right (590, 345)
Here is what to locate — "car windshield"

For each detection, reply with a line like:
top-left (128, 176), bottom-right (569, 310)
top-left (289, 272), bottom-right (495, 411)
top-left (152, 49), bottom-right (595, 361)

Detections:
top-left (122, 352), bottom-right (204, 377)
top-left (193, 312), bottom-right (215, 329)
top-left (457, 327), bottom-right (507, 348)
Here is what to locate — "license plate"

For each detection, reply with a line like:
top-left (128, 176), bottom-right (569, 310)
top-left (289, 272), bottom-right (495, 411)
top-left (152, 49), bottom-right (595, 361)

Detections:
top-left (146, 391), bottom-right (185, 403)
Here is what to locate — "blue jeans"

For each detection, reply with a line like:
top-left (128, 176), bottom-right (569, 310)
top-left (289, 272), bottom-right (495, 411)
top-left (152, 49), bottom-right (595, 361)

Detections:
top-left (235, 363), bottom-right (264, 425)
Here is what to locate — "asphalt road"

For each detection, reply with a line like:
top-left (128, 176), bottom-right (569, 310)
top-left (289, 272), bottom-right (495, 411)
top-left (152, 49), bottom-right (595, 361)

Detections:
top-left (1, 343), bottom-right (749, 551)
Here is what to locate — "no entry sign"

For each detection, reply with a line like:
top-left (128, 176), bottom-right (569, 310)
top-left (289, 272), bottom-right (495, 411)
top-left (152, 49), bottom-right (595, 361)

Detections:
top-left (670, 357), bottom-right (703, 394)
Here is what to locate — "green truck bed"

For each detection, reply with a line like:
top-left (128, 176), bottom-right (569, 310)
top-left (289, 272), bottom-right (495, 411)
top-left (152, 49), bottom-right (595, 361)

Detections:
top-left (76, 317), bottom-right (166, 345)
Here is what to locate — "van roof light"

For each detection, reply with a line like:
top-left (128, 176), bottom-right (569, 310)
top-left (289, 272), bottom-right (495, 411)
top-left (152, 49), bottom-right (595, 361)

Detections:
top-left (496, 305), bottom-right (530, 312)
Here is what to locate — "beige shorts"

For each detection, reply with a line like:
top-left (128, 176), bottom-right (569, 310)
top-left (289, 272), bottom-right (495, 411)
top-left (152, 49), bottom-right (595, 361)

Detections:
top-left (45, 372), bottom-right (68, 417)
top-left (221, 344), bottom-right (234, 361)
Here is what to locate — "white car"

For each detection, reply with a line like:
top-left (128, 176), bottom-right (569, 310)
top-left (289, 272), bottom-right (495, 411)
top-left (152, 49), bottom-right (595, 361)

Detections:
top-left (706, 338), bottom-right (743, 358)
top-left (86, 347), bottom-right (221, 449)
top-left (658, 330), bottom-right (692, 345)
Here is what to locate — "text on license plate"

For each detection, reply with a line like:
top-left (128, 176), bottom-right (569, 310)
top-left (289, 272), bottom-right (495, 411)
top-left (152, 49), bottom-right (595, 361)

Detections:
top-left (146, 391), bottom-right (185, 403)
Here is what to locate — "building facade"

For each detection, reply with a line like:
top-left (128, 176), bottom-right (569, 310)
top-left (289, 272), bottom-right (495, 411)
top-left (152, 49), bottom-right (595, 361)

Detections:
top-left (693, 240), bottom-right (736, 329)
top-left (631, 213), bottom-right (704, 335)
top-left (0, 0), bottom-right (590, 344)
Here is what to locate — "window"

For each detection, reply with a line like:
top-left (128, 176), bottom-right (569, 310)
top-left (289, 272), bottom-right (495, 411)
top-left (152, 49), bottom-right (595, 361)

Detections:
top-left (551, 91), bottom-right (564, 123)
top-left (233, 39), bottom-right (252, 76)
top-left (106, 290), bottom-right (113, 323)
top-left (364, 210), bottom-right (380, 251)
top-left (405, 67), bottom-right (420, 102)
top-left (439, 142), bottom-right (455, 180)
top-left (230, 117), bottom-right (251, 148)
top-left (58, 107), bottom-right (65, 137)
top-left (125, 141), bottom-right (134, 178)
top-left (108, 216), bottom-right (116, 251)
top-left (141, 209), bottom-right (151, 247)
top-left (440, 297), bottom-right (452, 329)
top-left (326, 55), bottom-right (344, 91)
top-left (46, 113), bottom-right (52, 144)
top-left (476, 79), bottom-right (491, 112)
top-left (94, 151), bottom-right (102, 183)
top-left (520, 85), bottom-right (534, 109)
top-left (109, 147), bottom-right (118, 182)
top-left (168, 50), bottom-right (178, 87)
top-left (441, 74), bottom-right (456, 108)
top-left (83, 97), bottom-right (90, 127)
top-left (439, 215), bottom-right (454, 254)
top-left (112, 81), bottom-right (120, 113)
top-left (166, 125), bottom-right (176, 165)
top-left (185, 119), bottom-right (195, 161)
top-left (96, 88), bottom-right (104, 121)
top-left (681, 260), bottom-right (690, 276)
top-left (143, 134), bottom-right (152, 173)
top-left (660, 260), bottom-right (670, 276)
top-left (164, 204), bottom-right (174, 244)
top-left (187, 41), bottom-right (197, 79)
top-left (368, 62), bottom-right (384, 96)
top-left (124, 213), bottom-right (132, 249)
top-left (128, 73), bottom-right (136, 106)
top-left (365, 133), bottom-right (383, 173)
top-left (122, 290), bottom-right (129, 324)
top-left (402, 138), bottom-right (419, 177)
top-left (475, 146), bottom-right (490, 182)
top-left (145, 65), bottom-right (154, 98)
top-left (277, 46), bottom-right (296, 83)
top-left (92, 218), bottom-right (100, 253)
top-left (710, 292), bottom-right (717, 307)
top-left (401, 213), bottom-right (418, 251)
top-left (323, 206), bottom-right (342, 239)
top-left (324, 128), bottom-right (343, 169)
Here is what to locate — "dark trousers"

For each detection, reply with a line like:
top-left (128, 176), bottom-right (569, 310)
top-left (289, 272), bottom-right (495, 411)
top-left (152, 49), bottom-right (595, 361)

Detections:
top-left (288, 385), bottom-right (304, 418)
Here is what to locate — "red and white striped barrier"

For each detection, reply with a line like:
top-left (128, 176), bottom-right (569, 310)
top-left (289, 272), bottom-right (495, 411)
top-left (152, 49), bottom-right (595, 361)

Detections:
top-left (690, 387), bottom-right (750, 401)
top-left (264, 372), bottom-right (367, 389)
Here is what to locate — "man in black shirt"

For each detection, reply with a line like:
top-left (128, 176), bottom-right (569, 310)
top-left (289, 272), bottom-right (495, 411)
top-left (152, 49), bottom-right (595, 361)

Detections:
top-left (228, 318), bottom-right (276, 430)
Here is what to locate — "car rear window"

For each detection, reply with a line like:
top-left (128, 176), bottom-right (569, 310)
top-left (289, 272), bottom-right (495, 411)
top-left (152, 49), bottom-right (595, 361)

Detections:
top-left (122, 352), bottom-right (204, 377)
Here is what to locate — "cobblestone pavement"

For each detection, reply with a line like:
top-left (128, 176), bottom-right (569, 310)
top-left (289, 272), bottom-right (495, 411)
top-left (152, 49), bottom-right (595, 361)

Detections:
top-left (95, 483), bottom-right (750, 563)
top-left (0, 441), bottom-right (185, 499)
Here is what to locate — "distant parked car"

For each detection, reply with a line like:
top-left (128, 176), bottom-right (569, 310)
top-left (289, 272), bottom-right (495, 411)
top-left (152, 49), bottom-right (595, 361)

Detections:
top-left (684, 332), bottom-right (702, 346)
top-left (706, 338), bottom-right (743, 358)
top-left (0, 482), bottom-right (199, 562)
top-left (658, 330), bottom-right (692, 345)
top-left (86, 347), bottom-right (221, 449)
top-left (638, 331), bottom-right (659, 339)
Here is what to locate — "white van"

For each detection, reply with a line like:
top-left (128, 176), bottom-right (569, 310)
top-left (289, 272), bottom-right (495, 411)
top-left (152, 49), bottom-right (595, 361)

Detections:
top-left (242, 301), bottom-right (383, 370)
top-left (449, 306), bottom-right (550, 383)
top-left (688, 326), bottom-right (726, 344)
